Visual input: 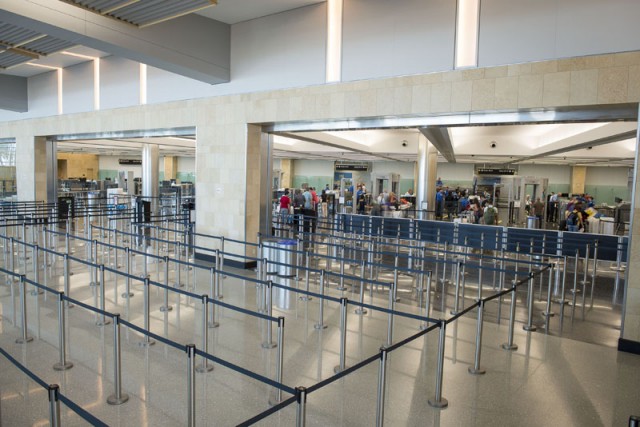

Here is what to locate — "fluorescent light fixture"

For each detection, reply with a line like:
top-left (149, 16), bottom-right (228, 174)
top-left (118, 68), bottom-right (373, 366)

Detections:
top-left (168, 136), bottom-right (196, 142)
top-left (93, 57), bottom-right (100, 110)
top-left (140, 63), bottom-right (147, 105)
top-left (455, 0), bottom-right (480, 69)
top-left (60, 51), bottom-right (96, 60)
top-left (273, 135), bottom-right (298, 146)
top-left (326, 0), bottom-right (343, 83)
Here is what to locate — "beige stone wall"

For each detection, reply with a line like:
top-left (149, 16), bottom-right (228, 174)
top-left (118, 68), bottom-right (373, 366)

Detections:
top-left (57, 153), bottom-right (99, 180)
top-left (164, 156), bottom-right (178, 180)
top-left (570, 166), bottom-right (587, 194)
top-left (1, 51), bottom-right (640, 341)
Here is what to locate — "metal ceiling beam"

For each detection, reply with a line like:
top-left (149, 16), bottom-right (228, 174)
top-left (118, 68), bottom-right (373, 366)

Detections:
top-left (419, 126), bottom-right (456, 163)
top-left (0, 2), bottom-right (230, 84)
top-left (504, 130), bottom-right (637, 165)
top-left (271, 132), bottom-right (406, 162)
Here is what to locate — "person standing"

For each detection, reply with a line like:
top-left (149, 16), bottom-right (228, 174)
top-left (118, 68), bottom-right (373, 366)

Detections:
top-left (302, 187), bottom-right (313, 238)
top-left (532, 197), bottom-right (545, 226)
top-left (548, 192), bottom-right (558, 222)
top-left (279, 190), bottom-right (291, 226)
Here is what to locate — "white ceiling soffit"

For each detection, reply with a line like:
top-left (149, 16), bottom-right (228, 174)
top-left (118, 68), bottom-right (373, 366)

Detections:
top-left (196, 0), bottom-right (325, 24)
top-left (0, 20), bottom-right (76, 70)
top-left (61, 0), bottom-right (217, 28)
top-left (56, 136), bottom-right (196, 157)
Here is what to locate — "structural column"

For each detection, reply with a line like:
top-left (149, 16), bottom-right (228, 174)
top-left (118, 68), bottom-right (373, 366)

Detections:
top-left (142, 144), bottom-right (160, 212)
top-left (570, 166), bottom-right (587, 195)
top-left (620, 118), bottom-right (640, 354)
top-left (164, 156), bottom-right (178, 181)
top-left (416, 133), bottom-right (438, 212)
top-left (16, 135), bottom-right (48, 202)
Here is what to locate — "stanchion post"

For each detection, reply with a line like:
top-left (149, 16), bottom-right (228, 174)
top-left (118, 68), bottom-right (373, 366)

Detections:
top-left (502, 284), bottom-right (519, 351)
top-left (295, 386), bottom-right (307, 427)
top-left (63, 254), bottom-right (73, 308)
top-left (334, 297), bottom-right (349, 373)
top-left (48, 384), bottom-right (61, 427)
top-left (428, 321), bottom-right (449, 408)
top-left (468, 300), bottom-right (486, 375)
top-left (314, 271), bottom-right (327, 330)
top-left (355, 261), bottom-right (367, 314)
top-left (542, 263), bottom-right (556, 325)
top-left (96, 264), bottom-right (111, 326)
top-left (160, 256), bottom-right (172, 312)
top-left (208, 268), bottom-right (219, 328)
top-left (523, 272), bottom-right (537, 332)
top-left (269, 316), bottom-right (285, 405)
top-left (16, 275), bottom-right (33, 343)
top-left (107, 314), bottom-right (129, 405)
top-left (376, 346), bottom-right (388, 427)
top-left (214, 249), bottom-right (223, 299)
top-left (386, 283), bottom-right (394, 347)
top-left (420, 271), bottom-right (432, 330)
top-left (450, 261), bottom-right (462, 315)
top-left (139, 277), bottom-right (155, 347)
top-left (122, 247), bottom-right (134, 298)
top-left (299, 251), bottom-right (312, 301)
top-left (196, 295), bottom-right (214, 373)
top-left (53, 292), bottom-right (73, 370)
top-left (262, 281), bottom-right (277, 348)
top-left (186, 344), bottom-right (196, 427)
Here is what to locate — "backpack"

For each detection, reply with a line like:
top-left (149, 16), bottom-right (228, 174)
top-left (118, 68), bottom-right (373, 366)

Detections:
top-left (566, 211), bottom-right (578, 226)
top-left (484, 207), bottom-right (496, 225)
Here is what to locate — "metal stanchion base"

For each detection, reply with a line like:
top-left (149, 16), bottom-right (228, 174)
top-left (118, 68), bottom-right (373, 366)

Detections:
top-left (261, 341), bottom-right (277, 349)
top-left (523, 325), bottom-right (537, 332)
top-left (174, 283), bottom-right (185, 288)
top-left (160, 305), bottom-right (173, 312)
top-left (468, 367), bottom-right (486, 375)
top-left (138, 339), bottom-right (156, 347)
top-left (552, 299), bottom-right (569, 305)
top-left (89, 282), bottom-right (98, 288)
top-left (501, 343), bottom-right (518, 351)
top-left (96, 319), bottom-right (112, 326)
top-left (196, 363), bottom-right (213, 373)
top-left (299, 295), bottom-right (312, 301)
top-left (53, 361), bottom-right (73, 371)
top-left (268, 393), bottom-right (283, 407)
top-left (107, 393), bottom-right (129, 405)
top-left (428, 397), bottom-right (448, 409)
top-left (314, 323), bottom-right (327, 330)
top-left (121, 292), bottom-right (134, 298)
top-left (15, 336), bottom-right (34, 344)
top-left (336, 286), bottom-right (348, 291)
top-left (354, 308), bottom-right (367, 315)
top-left (208, 321), bottom-right (220, 328)
top-left (419, 323), bottom-right (430, 331)
top-left (333, 365), bottom-right (348, 374)
top-left (542, 311), bottom-right (555, 317)
top-left (214, 294), bottom-right (224, 300)
top-left (30, 289), bottom-right (44, 296)
top-left (450, 310), bottom-right (459, 315)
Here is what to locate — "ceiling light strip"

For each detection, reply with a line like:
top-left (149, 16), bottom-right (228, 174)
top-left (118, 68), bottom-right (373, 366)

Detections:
top-left (326, 0), bottom-right (343, 83)
top-left (455, 0), bottom-right (480, 69)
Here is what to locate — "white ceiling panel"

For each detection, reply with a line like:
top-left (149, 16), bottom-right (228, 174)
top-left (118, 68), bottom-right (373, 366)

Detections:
top-left (196, 0), bottom-right (325, 24)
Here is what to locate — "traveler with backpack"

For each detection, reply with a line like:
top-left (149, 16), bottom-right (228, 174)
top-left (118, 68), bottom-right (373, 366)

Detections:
top-left (565, 202), bottom-right (585, 232)
top-left (484, 202), bottom-right (498, 225)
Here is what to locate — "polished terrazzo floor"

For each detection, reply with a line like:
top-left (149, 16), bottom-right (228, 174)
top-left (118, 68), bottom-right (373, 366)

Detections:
top-left (0, 237), bottom-right (639, 426)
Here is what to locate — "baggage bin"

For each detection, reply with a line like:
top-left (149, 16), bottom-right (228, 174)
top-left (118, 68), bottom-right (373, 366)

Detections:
top-left (526, 216), bottom-right (539, 229)
top-left (261, 238), bottom-right (279, 275)
top-left (600, 217), bottom-right (615, 235)
top-left (277, 239), bottom-right (297, 277)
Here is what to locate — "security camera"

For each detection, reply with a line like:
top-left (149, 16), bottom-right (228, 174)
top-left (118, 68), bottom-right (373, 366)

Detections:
top-left (490, 142), bottom-right (497, 148)
top-left (401, 140), bottom-right (408, 147)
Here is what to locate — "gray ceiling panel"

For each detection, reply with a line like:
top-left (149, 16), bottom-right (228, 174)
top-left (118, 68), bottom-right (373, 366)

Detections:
top-left (22, 36), bottom-right (76, 55)
top-left (0, 51), bottom-right (32, 68)
top-left (63, 0), bottom-right (215, 27)
top-left (0, 22), bottom-right (42, 46)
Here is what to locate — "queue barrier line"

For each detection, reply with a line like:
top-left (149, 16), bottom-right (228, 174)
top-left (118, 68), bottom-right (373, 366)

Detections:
top-left (120, 318), bottom-right (185, 352)
top-left (305, 351), bottom-right (381, 394)
top-left (206, 296), bottom-right (278, 323)
top-left (195, 349), bottom-right (296, 394)
top-left (62, 294), bottom-right (114, 319)
top-left (0, 347), bottom-right (110, 427)
top-left (386, 322), bottom-right (441, 353)
top-left (235, 395), bottom-right (297, 427)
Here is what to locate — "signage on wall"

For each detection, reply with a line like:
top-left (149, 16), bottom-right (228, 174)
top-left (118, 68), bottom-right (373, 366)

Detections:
top-left (119, 159), bottom-right (142, 165)
top-left (335, 163), bottom-right (370, 172)
top-left (476, 168), bottom-right (516, 175)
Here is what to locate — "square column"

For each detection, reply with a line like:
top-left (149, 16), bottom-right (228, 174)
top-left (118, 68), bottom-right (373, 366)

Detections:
top-left (16, 135), bottom-right (47, 202)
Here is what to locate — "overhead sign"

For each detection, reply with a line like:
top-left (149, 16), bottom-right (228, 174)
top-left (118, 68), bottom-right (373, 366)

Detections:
top-left (335, 164), bottom-right (369, 172)
top-left (119, 159), bottom-right (142, 165)
top-left (476, 168), bottom-right (516, 175)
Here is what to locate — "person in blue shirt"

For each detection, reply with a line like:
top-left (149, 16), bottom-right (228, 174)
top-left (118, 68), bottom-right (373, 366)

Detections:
top-left (459, 194), bottom-right (469, 212)
top-left (436, 177), bottom-right (443, 187)
top-left (435, 189), bottom-right (444, 219)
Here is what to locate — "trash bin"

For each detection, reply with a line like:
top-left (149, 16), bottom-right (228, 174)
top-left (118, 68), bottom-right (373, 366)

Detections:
top-left (600, 217), bottom-right (615, 235)
top-left (261, 238), bottom-right (279, 275)
top-left (277, 239), bottom-right (297, 277)
top-left (526, 216), bottom-right (539, 229)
